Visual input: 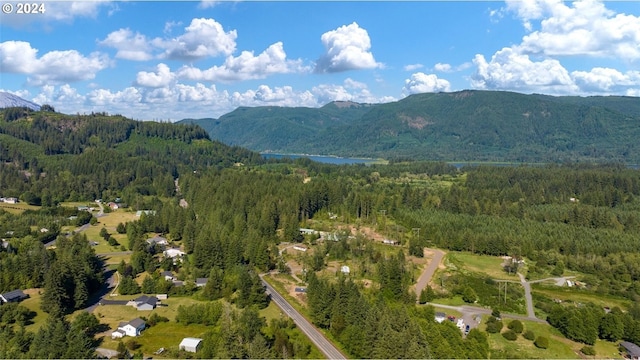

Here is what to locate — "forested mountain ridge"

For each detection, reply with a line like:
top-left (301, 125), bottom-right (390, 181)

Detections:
top-left (180, 90), bottom-right (640, 163)
top-left (180, 100), bottom-right (376, 151)
top-left (0, 107), bottom-right (262, 204)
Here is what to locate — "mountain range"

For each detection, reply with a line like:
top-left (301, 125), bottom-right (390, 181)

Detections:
top-left (0, 92), bottom-right (41, 111)
top-left (179, 90), bottom-right (640, 164)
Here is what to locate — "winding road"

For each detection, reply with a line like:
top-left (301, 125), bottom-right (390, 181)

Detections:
top-left (260, 275), bottom-right (346, 360)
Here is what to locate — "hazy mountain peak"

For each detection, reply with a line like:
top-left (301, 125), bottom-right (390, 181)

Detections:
top-left (0, 92), bottom-right (41, 111)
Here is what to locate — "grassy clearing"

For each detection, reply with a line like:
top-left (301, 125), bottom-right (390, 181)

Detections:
top-left (448, 252), bottom-right (518, 280)
top-left (21, 289), bottom-right (48, 332)
top-left (532, 285), bottom-right (631, 310)
top-left (486, 319), bottom-right (579, 359)
top-left (99, 321), bottom-right (211, 356)
top-left (431, 295), bottom-right (466, 306)
top-left (593, 339), bottom-right (624, 359)
top-left (94, 296), bottom-right (206, 329)
top-left (0, 202), bottom-right (40, 214)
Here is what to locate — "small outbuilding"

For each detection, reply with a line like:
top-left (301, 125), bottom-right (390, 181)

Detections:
top-left (621, 341), bottom-right (640, 360)
top-left (0, 289), bottom-right (28, 303)
top-left (179, 337), bottom-right (203, 353)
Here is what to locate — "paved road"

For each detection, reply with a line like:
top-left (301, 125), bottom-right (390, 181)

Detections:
top-left (260, 275), bottom-right (346, 360)
top-left (518, 273), bottom-right (537, 319)
top-left (414, 248), bottom-right (445, 299)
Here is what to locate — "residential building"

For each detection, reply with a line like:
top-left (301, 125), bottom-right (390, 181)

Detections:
top-left (0, 289), bottom-right (28, 303)
top-left (111, 318), bottom-right (146, 339)
top-left (127, 295), bottom-right (158, 311)
top-left (179, 338), bottom-right (203, 353)
top-left (621, 341), bottom-right (640, 360)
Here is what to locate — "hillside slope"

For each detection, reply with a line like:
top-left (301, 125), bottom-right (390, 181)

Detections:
top-left (0, 107), bottom-right (261, 202)
top-left (181, 90), bottom-right (640, 163)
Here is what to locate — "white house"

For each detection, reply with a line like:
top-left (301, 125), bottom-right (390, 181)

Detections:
top-left (179, 337), bottom-right (203, 353)
top-left (195, 278), bottom-right (208, 287)
top-left (4, 197), bottom-right (18, 204)
top-left (111, 318), bottom-right (146, 339)
top-left (435, 312), bottom-right (446, 323)
top-left (164, 248), bottom-right (185, 258)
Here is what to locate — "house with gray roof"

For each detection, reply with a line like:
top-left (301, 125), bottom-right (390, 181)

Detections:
top-left (111, 318), bottom-right (146, 339)
top-left (0, 289), bottom-right (28, 303)
top-left (621, 341), bottom-right (640, 360)
top-left (127, 295), bottom-right (158, 311)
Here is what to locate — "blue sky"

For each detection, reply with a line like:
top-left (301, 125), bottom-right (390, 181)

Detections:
top-left (1, 0), bottom-right (639, 121)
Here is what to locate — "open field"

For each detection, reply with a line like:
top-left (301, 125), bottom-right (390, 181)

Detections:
top-left (99, 321), bottom-right (211, 357)
top-left (0, 202), bottom-right (40, 214)
top-left (532, 285), bottom-right (631, 310)
top-left (486, 318), bottom-right (579, 359)
top-left (593, 339), bottom-right (624, 359)
top-left (94, 296), bottom-right (208, 330)
top-left (447, 252), bottom-right (520, 280)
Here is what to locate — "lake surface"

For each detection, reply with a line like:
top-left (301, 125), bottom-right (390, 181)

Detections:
top-left (262, 153), bottom-right (379, 165)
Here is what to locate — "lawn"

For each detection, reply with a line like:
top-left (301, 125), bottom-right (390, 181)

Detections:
top-left (593, 339), bottom-right (624, 359)
top-left (21, 289), bottom-right (48, 332)
top-left (486, 319), bottom-right (580, 359)
top-left (99, 321), bottom-right (211, 357)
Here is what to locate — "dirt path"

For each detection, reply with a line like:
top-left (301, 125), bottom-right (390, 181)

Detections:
top-left (414, 248), bottom-right (445, 299)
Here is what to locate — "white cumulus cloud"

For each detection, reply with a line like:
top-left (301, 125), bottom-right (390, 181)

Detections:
top-left (177, 42), bottom-right (306, 83)
top-left (156, 18), bottom-right (237, 61)
top-left (135, 63), bottom-right (176, 88)
top-left (0, 41), bottom-right (110, 86)
top-left (571, 67), bottom-right (640, 94)
top-left (402, 72), bottom-right (451, 95)
top-left (471, 47), bottom-right (577, 94)
top-left (506, 0), bottom-right (640, 61)
top-left (98, 28), bottom-right (154, 61)
top-left (315, 22), bottom-right (382, 73)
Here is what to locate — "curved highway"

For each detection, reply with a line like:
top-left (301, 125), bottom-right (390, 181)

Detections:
top-left (260, 275), bottom-right (346, 360)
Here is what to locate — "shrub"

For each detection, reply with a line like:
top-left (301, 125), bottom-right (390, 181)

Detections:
top-left (534, 336), bottom-right (549, 349)
top-left (491, 308), bottom-right (501, 319)
top-left (581, 346), bottom-right (596, 356)
top-left (523, 330), bottom-right (536, 341)
top-left (126, 339), bottom-right (141, 350)
top-left (507, 319), bottom-right (524, 333)
top-left (502, 329), bottom-right (518, 341)
top-left (486, 319), bottom-right (503, 334)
